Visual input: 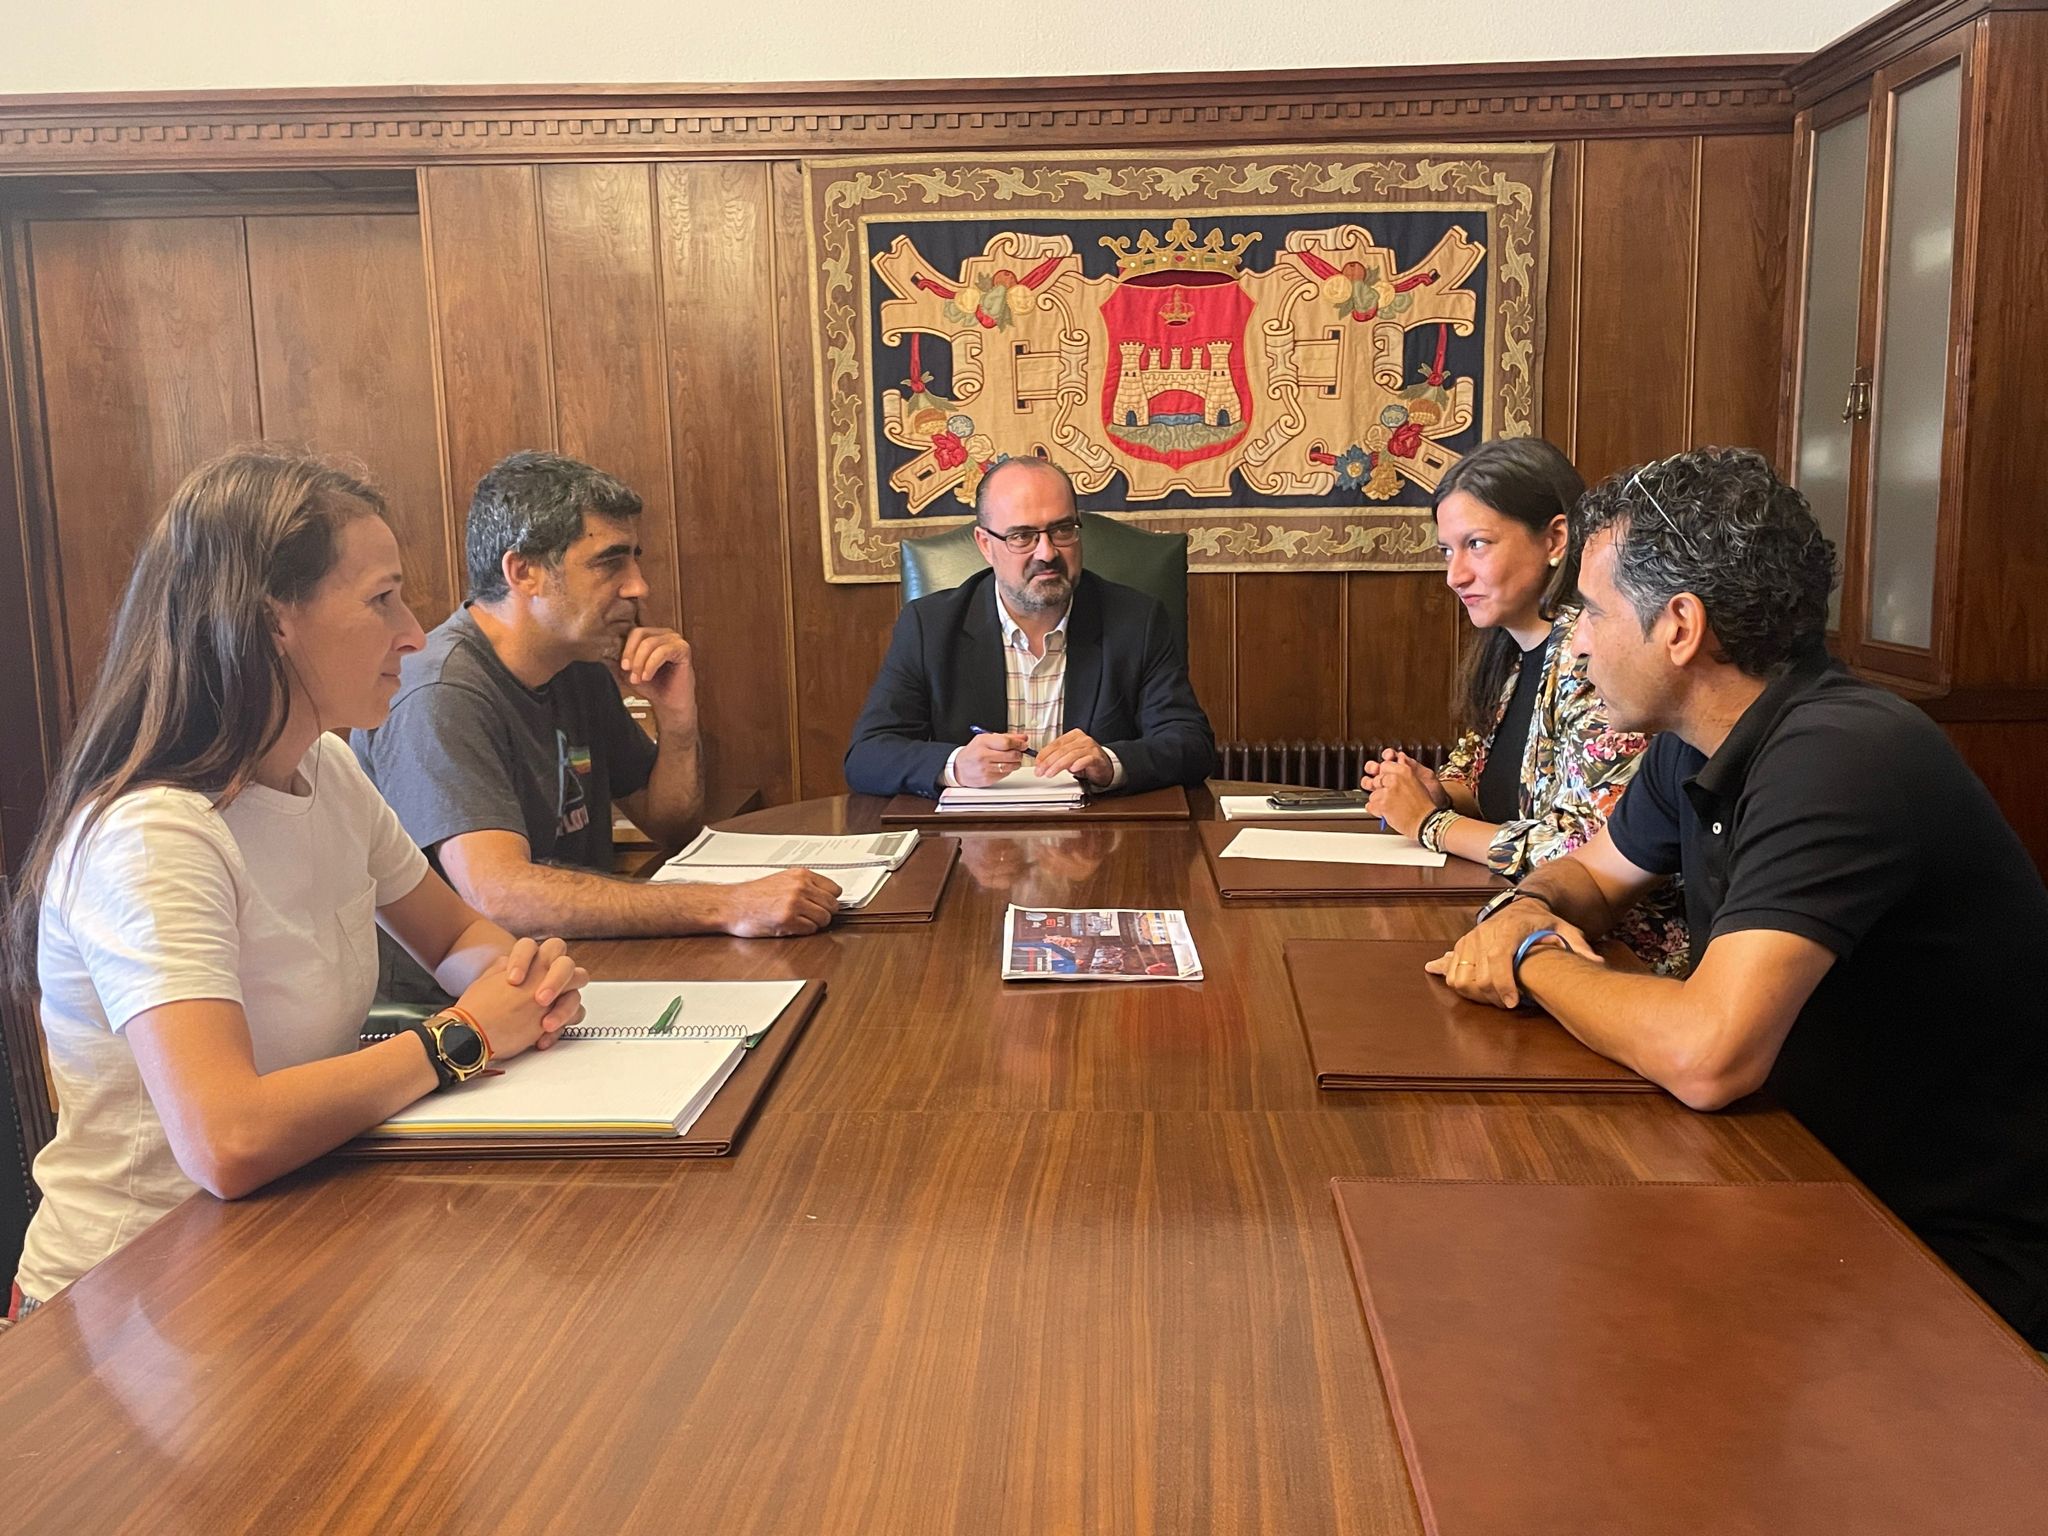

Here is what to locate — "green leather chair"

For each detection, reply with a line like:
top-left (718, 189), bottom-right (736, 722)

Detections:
top-left (897, 511), bottom-right (1190, 651)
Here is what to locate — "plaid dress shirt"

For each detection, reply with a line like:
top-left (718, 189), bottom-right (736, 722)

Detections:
top-left (940, 588), bottom-right (1123, 787)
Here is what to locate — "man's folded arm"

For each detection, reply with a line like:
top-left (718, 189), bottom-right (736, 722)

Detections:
top-left (844, 604), bottom-right (956, 796)
top-left (436, 828), bottom-right (837, 939)
top-left (1521, 925), bottom-right (1834, 1110)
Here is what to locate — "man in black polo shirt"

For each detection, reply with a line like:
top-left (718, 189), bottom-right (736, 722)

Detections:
top-left (1431, 447), bottom-right (2048, 1349)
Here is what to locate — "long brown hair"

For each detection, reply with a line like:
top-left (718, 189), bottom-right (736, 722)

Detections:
top-left (5, 447), bottom-right (385, 988)
top-left (1434, 436), bottom-right (1586, 734)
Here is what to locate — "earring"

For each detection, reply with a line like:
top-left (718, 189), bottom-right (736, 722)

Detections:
top-left (1548, 555), bottom-right (1561, 567)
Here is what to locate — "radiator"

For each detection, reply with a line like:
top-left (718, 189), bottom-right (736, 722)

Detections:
top-left (1215, 738), bottom-right (1452, 789)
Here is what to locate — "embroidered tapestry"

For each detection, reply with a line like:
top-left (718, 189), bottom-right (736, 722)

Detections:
top-left (803, 143), bottom-right (1552, 583)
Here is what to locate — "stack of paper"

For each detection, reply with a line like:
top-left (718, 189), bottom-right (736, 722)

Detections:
top-left (654, 828), bottom-right (917, 909)
top-left (938, 766), bottom-right (1085, 813)
top-left (1218, 827), bottom-right (1448, 868)
top-left (663, 828), bottom-right (919, 870)
top-left (1001, 905), bottom-right (1204, 982)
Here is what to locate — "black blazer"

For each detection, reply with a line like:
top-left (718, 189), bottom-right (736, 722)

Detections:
top-left (843, 569), bottom-right (1215, 798)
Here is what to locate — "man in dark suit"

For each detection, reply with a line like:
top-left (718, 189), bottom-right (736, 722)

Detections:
top-left (844, 458), bottom-right (1214, 798)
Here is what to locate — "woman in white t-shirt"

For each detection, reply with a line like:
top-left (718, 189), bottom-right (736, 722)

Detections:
top-left (5, 448), bottom-right (590, 1319)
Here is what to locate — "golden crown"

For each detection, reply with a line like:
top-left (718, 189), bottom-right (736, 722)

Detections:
top-left (1100, 218), bottom-right (1260, 279)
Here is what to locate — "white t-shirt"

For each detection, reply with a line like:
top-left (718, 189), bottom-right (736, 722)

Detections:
top-left (16, 735), bottom-right (428, 1301)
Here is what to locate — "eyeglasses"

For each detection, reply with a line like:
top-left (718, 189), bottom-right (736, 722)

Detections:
top-left (978, 517), bottom-right (1083, 553)
top-left (1625, 464), bottom-right (1704, 561)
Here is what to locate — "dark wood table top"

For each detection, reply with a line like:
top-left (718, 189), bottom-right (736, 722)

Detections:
top-left (0, 785), bottom-right (1846, 1534)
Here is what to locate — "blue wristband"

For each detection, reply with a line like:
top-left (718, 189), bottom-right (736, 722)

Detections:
top-left (1512, 927), bottom-right (1565, 991)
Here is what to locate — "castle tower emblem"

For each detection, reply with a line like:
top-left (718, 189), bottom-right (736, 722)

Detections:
top-left (1097, 219), bottom-right (1258, 471)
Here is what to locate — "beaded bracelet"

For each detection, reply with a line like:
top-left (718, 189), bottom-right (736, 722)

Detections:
top-left (1417, 807), bottom-right (1462, 853)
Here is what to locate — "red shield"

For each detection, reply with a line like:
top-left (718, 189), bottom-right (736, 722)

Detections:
top-left (1099, 272), bottom-right (1253, 469)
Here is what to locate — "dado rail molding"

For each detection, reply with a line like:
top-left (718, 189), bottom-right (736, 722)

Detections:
top-left (0, 58), bottom-right (1803, 175)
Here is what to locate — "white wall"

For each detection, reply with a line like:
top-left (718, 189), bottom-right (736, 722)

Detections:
top-left (3, 0), bottom-right (1892, 96)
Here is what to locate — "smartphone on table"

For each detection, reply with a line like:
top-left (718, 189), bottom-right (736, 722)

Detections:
top-left (1265, 789), bottom-right (1369, 809)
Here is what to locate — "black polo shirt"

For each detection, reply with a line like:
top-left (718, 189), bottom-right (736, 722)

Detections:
top-left (1607, 649), bottom-right (2048, 1347)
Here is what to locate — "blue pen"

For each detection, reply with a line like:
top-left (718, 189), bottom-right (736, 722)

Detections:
top-left (970, 725), bottom-right (1037, 759)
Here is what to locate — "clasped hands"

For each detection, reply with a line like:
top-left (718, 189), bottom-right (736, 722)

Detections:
top-left (1360, 748), bottom-right (1450, 839)
top-left (452, 936), bottom-right (590, 1061)
top-left (955, 729), bottom-right (1115, 787)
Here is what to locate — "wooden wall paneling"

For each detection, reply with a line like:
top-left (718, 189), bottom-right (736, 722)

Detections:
top-left (0, 187), bottom-right (417, 222)
top-left (0, 213), bottom-right (58, 871)
top-left (0, 213), bottom-right (58, 1226)
top-left (243, 213), bottom-right (453, 627)
top-left (1688, 134), bottom-right (1793, 456)
top-left (418, 166), bottom-right (555, 557)
top-left (24, 215), bottom-right (262, 707)
top-left (1541, 140), bottom-right (1584, 459)
top-left (1944, 719), bottom-right (2048, 875)
top-left (656, 162), bottom-right (797, 810)
top-left (1570, 137), bottom-right (1700, 484)
top-left (1343, 571), bottom-right (1460, 744)
top-left (1232, 572), bottom-right (1346, 743)
top-left (769, 161), bottom-right (897, 801)
top-left (1950, 10), bottom-right (2048, 691)
top-left (1186, 573), bottom-right (1236, 742)
top-left (535, 163), bottom-right (684, 637)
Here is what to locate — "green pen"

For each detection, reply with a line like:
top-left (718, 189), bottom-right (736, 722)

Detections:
top-left (649, 994), bottom-right (684, 1035)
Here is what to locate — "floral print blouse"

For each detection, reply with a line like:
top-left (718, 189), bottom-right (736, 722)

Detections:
top-left (1438, 607), bottom-right (1690, 973)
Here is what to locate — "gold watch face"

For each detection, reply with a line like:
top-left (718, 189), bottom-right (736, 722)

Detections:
top-left (429, 1015), bottom-right (489, 1079)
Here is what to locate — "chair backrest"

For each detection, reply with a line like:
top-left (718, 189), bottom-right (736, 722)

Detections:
top-left (897, 511), bottom-right (1190, 646)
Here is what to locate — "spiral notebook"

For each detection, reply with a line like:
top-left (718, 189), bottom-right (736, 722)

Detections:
top-left (367, 979), bottom-right (806, 1140)
top-left (550, 980), bottom-right (802, 1042)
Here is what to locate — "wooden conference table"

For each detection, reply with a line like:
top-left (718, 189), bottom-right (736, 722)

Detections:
top-left (0, 787), bottom-right (1848, 1534)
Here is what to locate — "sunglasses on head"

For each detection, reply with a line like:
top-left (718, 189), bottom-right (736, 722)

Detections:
top-left (1624, 460), bottom-right (1704, 561)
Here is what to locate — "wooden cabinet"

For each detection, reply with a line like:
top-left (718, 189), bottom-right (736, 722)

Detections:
top-left (1784, 6), bottom-right (2048, 706)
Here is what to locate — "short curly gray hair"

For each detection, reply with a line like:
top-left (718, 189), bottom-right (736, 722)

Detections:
top-left (1573, 447), bottom-right (1838, 678)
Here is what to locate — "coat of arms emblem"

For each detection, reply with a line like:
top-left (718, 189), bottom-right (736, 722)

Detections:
top-left (807, 146), bottom-right (1552, 581)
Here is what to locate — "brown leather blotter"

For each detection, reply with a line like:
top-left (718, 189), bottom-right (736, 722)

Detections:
top-left (1286, 938), bottom-right (1652, 1092)
top-left (1331, 1177), bottom-right (2048, 1535)
top-left (879, 782), bottom-right (1191, 826)
top-left (1197, 820), bottom-right (1508, 902)
top-left (836, 835), bottom-right (960, 925)
top-left (336, 980), bottom-right (825, 1161)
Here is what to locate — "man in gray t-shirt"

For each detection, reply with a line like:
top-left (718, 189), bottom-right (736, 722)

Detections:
top-left (353, 453), bottom-right (837, 974)
top-left (358, 604), bottom-right (658, 878)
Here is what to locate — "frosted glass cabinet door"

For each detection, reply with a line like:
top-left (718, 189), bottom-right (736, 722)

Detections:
top-left (1867, 61), bottom-right (1964, 652)
top-left (1794, 110), bottom-right (1870, 629)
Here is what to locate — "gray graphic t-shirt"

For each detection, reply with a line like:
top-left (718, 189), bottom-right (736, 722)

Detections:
top-left (352, 606), bottom-right (657, 995)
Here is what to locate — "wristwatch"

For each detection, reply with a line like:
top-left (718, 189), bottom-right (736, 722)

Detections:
top-left (409, 1008), bottom-right (492, 1090)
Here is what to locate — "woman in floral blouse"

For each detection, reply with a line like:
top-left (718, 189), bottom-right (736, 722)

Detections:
top-left (1362, 436), bottom-right (1688, 971)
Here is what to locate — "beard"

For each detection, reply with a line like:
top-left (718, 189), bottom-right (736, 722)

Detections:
top-left (1001, 560), bottom-right (1073, 614)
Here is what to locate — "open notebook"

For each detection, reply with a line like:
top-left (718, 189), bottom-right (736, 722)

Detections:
top-left (368, 979), bottom-right (805, 1139)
